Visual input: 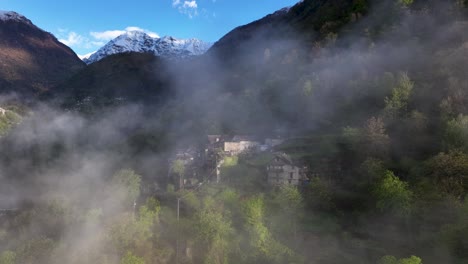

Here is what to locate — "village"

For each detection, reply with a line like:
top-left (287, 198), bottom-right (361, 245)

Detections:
top-left (167, 134), bottom-right (341, 190)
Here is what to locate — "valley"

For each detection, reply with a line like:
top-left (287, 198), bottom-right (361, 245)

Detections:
top-left (0, 1), bottom-right (468, 264)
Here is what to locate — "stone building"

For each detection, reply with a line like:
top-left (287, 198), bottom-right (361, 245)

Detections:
top-left (266, 153), bottom-right (308, 186)
top-left (223, 135), bottom-right (261, 155)
top-left (224, 140), bottom-right (261, 155)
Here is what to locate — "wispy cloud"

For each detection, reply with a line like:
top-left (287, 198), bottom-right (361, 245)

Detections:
top-left (90, 30), bottom-right (126, 41)
top-left (59, 32), bottom-right (83, 47)
top-left (183, 0), bottom-right (197, 8)
top-left (57, 26), bottom-right (159, 53)
top-left (125, 27), bottom-right (159, 38)
top-left (58, 30), bottom-right (104, 50)
top-left (172, 0), bottom-right (198, 18)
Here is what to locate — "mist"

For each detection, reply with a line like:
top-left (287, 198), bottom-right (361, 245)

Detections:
top-left (1, 0), bottom-right (468, 263)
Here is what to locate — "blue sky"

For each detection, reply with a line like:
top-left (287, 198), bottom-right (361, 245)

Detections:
top-left (1, 0), bottom-right (299, 56)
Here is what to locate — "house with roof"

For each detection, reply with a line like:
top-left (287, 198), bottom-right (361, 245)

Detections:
top-left (223, 135), bottom-right (261, 155)
top-left (266, 152), bottom-right (309, 186)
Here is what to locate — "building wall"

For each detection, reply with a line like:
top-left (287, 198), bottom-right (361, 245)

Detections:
top-left (267, 164), bottom-right (302, 186)
top-left (224, 141), bottom-right (260, 154)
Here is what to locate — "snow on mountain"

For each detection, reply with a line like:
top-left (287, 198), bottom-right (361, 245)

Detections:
top-left (0, 11), bottom-right (24, 21)
top-left (83, 31), bottom-right (213, 64)
top-left (78, 51), bottom-right (96, 60)
top-left (0, 10), bottom-right (33, 25)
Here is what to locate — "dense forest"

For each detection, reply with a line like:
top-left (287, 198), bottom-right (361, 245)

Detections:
top-left (0, 0), bottom-right (468, 263)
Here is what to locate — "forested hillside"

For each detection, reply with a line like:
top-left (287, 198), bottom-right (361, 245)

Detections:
top-left (0, 0), bottom-right (468, 264)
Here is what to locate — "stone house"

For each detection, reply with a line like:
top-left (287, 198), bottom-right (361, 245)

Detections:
top-left (224, 140), bottom-right (261, 155)
top-left (223, 135), bottom-right (261, 155)
top-left (266, 153), bottom-right (308, 186)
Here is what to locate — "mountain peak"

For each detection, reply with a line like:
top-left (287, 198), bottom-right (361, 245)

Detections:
top-left (121, 30), bottom-right (154, 38)
top-left (83, 32), bottom-right (213, 64)
top-left (161, 35), bottom-right (176, 41)
top-left (0, 10), bottom-right (84, 96)
top-left (0, 10), bottom-right (33, 25)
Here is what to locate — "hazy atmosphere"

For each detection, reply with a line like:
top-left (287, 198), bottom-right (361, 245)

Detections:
top-left (0, 0), bottom-right (468, 264)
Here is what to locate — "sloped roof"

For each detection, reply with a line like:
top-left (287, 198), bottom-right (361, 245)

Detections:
top-left (268, 152), bottom-right (294, 165)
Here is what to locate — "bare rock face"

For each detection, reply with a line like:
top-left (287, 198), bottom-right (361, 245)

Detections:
top-left (0, 11), bottom-right (85, 97)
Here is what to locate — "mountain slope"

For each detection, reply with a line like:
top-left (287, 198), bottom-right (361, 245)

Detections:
top-left (55, 52), bottom-right (173, 109)
top-left (0, 11), bottom-right (85, 97)
top-left (84, 31), bottom-right (212, 64)
top-left (208, 0), bottom-right (366, 62)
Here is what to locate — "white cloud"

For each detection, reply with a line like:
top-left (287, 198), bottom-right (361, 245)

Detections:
top-left (90, 30), bottom-right (126, 41)
top-left (172, 0), bottom-right (198, 18)
top-left (57, 29), bottom-right (103, 50)
top-left (57, 26), bottom-right (159, 56)
top-left (124, 27), bottom-right (159, 38)
top-left (183, 0), bottom-right (197, 8)
top-left (59, 32), bottom-right (84, 46)
top-left (90, 27), bottom-right (159, 41)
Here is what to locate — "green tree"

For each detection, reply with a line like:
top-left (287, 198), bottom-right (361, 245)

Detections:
top-left (302, 80), bottom-right (314, 96)
top-left (384, 72), bottom-right (414, 120)
top-left (194, 197), bottom-right (234, 264)
top-left (121, 251), bottom-right (145, 264)
top-left (440, 198), bottom-right (468, 260)
top-left (241, 196), bottom-right (296, 263)
top-left (108, 198), bottom-right (160, 254)
top-left (341, 126), bottom-right (363, 152)
top-left (378, 255), bottom-right (422, 264)
top-left (171, 159), bottom-right (185, 189)
top-left (427, 150), bottom-right (468, 199)
top-left (360, 158), bottom-right (386, 183)
top-left (444, 114), bottom-right (468, 152)
top-left (111, 169), bottom-right (142, 208)
top-left (365, 117), bottom-right (390, 158)
top-left (0, 251), bottom-right (16, 264)
top-left (398, 0), bottom-right (414, 7)
top-left (274, 186), bottom-right (303, 211)
top-left (373, 170), bottom-right (413, 216)
top-left (15, 238), bottom-right (56, 264)
top-left (221, 156), bottom-right (238, 167)
top-left (171, 159), bottom-right (185, 176)
top-left (379, 255), bottom-right (398, 264)
top-left (0, 108), bottom-right (22, 137)
top-left (273, 186), bottom-right (304, 242)
top-left (305, 177), bottom-right (334, 211)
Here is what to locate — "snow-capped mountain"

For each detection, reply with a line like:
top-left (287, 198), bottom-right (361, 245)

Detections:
top-left (0, 11), bottom-right (31, 23)
top-left (83, 31), bottom-right (213, 64)
top-left (78, 51), bottom-right (96, 60)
